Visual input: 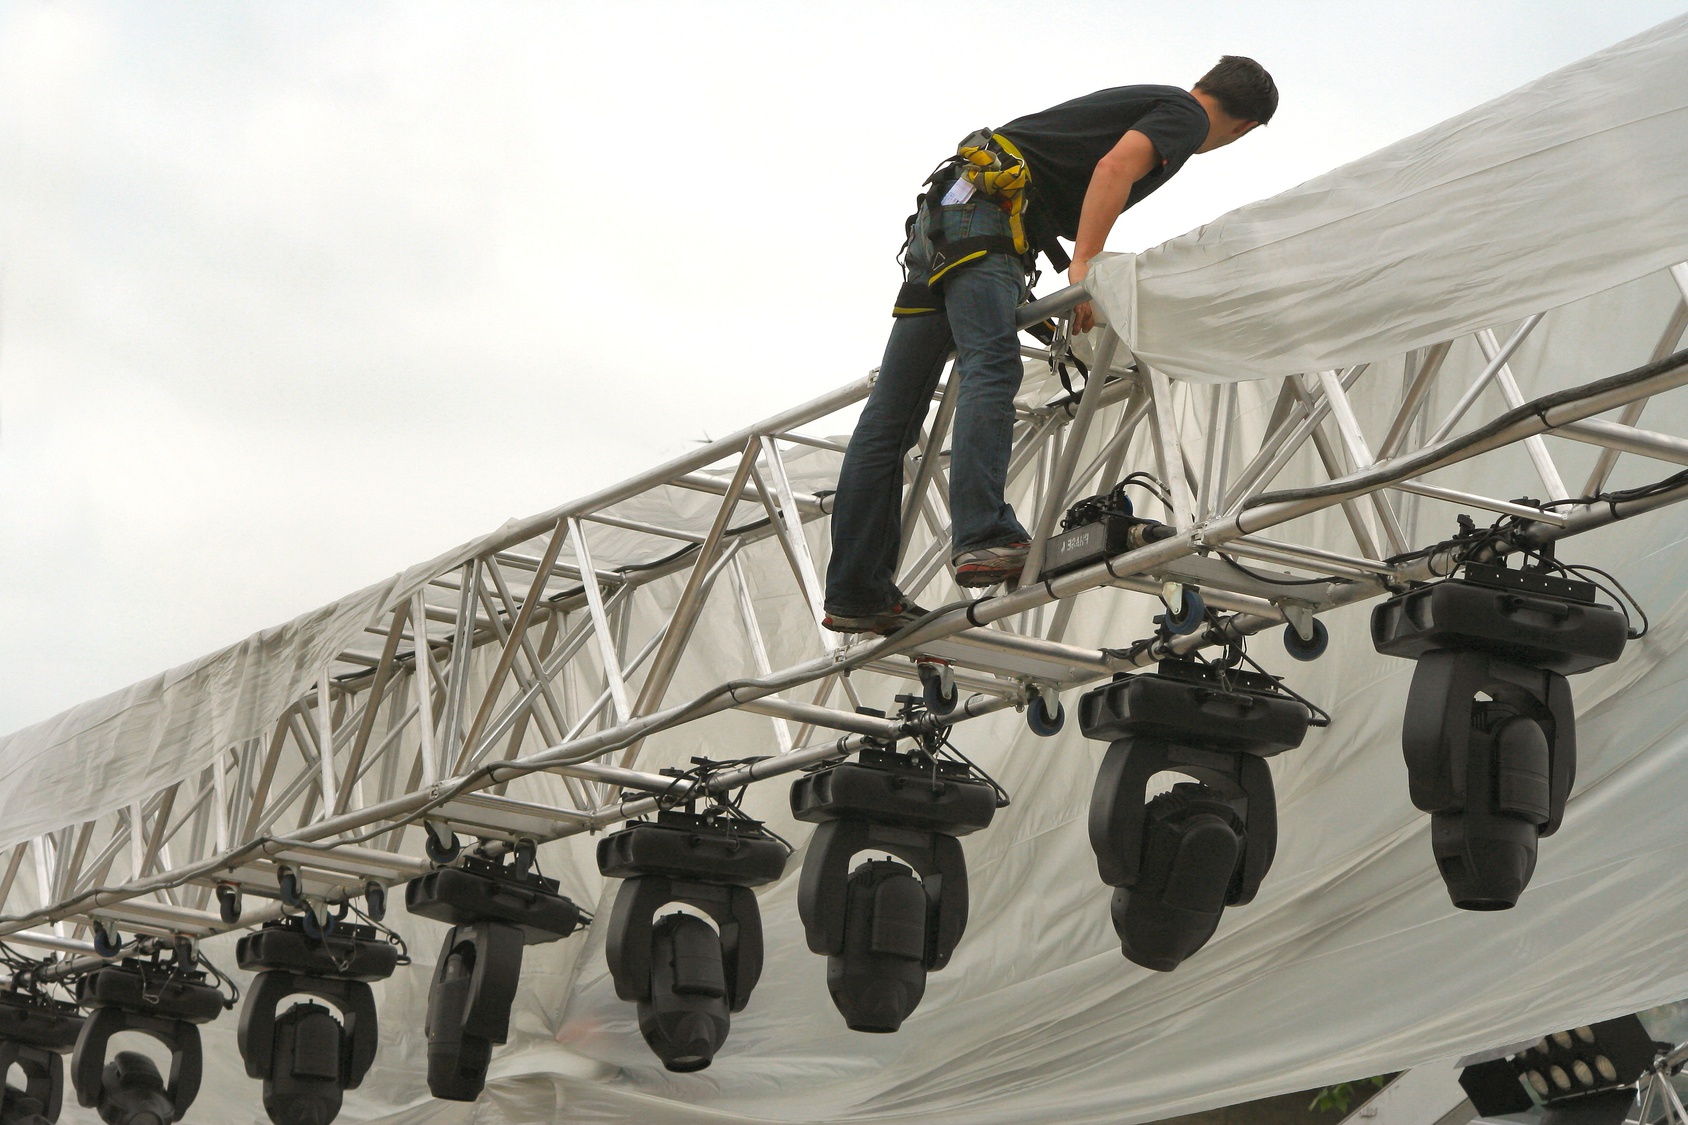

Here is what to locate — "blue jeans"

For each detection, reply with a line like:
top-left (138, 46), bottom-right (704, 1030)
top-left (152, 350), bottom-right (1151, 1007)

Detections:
top-left (824, 189), bottom-right (1030, 614)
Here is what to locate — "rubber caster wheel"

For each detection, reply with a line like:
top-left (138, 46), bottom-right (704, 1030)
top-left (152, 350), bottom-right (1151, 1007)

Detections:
top-left (363, 880), bottom-right (386, 922)
top-left (1164, 588), bottom-right (1206, 635)
top-left (1026, 692), bottom-right (1065, 737)
top-left (919, 664), bottom-right (957, 715)
top-left (1284, 618), bottom-right (1329, 661)
top-left (424, 825), bottom-right (462, 865)
top-left (92, 924), bottom-right (122, 959)
top-left (216, 883), bottom-right (242, 925)
top-left (277, 865), bottom-right (303, 909)
top-left (301, 907), bottom-right (335, 942)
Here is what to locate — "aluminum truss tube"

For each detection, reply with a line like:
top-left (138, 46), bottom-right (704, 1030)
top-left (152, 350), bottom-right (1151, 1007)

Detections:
top-left (1582, 297), bottom-right (1688, 495)
top-left (1022, 331), bottom-right (1124, 585)
top-left (899, 373), bottom-right (963, 567)
top-left (1425, 315), bottom-right (1544, 444)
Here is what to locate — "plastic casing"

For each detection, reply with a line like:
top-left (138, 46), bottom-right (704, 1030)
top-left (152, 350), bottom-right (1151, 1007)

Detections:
top-left (596, 817), bottom-right (788, 887)
top-left (1371, 577), bottom-right (1627, 674)
top-left (789, 753), bottom-right (997, 836)
top-left (1078, 672), bottom-right (1309, 754)
top-left (404, 864), bottom-right (582, 945)
top-left (236, 921), bottom-right (400, 983)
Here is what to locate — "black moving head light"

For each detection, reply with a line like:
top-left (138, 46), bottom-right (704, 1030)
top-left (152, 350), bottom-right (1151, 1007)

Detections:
top-left (0, 989), bottom-right (83, 1125)
top-left (791, 743), bottom-right (999, 1033)
top-left (405, 848), bottom-right (584, 1101)
top-left (1078, 660), bottom-right (1310, 971)
top-left (70, 955), bottom-right (227, 1125)
top-left (1459, 1015), bottom-right (1666, 1125)
top-left (1373, 562), bottom-right (1627, 910)
top-left (235, 915), bottom-right (401, 1125)
top-left (598, 810), bottom-right (788, 1071)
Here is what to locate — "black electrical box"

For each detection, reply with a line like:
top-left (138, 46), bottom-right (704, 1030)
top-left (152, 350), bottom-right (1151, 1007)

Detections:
top-left (1077, 663), bottom-right (1310, 755)
top-left (1371, 573), bottom-right (1627, 674)
top-left (790, 747), bottom-right (997, 835)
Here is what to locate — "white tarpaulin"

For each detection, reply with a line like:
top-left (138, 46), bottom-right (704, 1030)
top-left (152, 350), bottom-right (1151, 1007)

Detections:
top-left (8, 16), bottom-right (1688, 1125)
top-left (1086, 13), bottom-right (1688, 384)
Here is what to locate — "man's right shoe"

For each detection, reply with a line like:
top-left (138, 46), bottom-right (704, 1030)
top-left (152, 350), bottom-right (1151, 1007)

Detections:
top-left (952, 541), bottom-right (1030, 588)
top-left (821, 601), bottom-right (930, 636)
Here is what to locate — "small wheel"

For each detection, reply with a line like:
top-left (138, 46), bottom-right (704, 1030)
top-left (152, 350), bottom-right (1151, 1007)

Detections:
top-left (93, 924), bottom-right (121, 959)
top-left (276, 865), bottom-right (303, 908)
top-left (1164, 588), bottom-right (1206, 636)
top-left (1283, 618), bottom-right (1329, 661)
top-left (364, 881), bottom-right (386, 922)
top-left (919, 664), bottom-right (958, 715)
top-left (216, 883), bottom-right (242, 926)
top-left (300, 908), bottom-right (333, 941)
top-left (424, 825), bottom-right (461, 865)
top-left (1026, 692), bottom-right (1065, 737)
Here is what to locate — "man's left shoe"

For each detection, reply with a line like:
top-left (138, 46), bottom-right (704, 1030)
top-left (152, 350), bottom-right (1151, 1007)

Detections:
top-left (953, 541), bottom-right (1030, 588)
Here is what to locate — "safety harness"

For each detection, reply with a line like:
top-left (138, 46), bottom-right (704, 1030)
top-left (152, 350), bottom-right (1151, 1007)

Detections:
top-left (893, 129), bottom-right (1071, 319)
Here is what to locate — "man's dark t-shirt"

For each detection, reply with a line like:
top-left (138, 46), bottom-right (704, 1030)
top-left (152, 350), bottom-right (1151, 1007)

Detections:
top-left (999, 85), bottom-right (1209, 250)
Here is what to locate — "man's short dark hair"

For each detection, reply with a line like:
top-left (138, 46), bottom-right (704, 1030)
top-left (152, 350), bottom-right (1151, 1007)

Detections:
top-left (1195, 56), bottom-right (1277, 124)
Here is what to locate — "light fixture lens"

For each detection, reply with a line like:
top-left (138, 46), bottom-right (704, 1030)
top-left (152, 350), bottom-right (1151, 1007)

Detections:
top-left (1575, 1027), bottom-right (1596, 1044)
top-left (1572, 1061), bottom-right (1594, 1086)
top-left (1527, 1070), bottom-right (1551, 1097)
top-left (1596, 1055), bottom-right (1618, 1082)
top-left (1550, 1066), bottom-right (1573, 1090)
top-left (1553, 1032), bottom-right (1574, 1049)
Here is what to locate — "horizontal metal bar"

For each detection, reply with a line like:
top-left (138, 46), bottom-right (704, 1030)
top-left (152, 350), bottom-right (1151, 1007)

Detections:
top-left (1552, 417), bottom-right (1688, 468)
top-left (732, 697), bottom-right (904, 738)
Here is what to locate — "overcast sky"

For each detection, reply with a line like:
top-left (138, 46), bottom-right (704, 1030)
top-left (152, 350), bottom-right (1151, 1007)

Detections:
top-left (1, 0), bottom-right (1682, 735)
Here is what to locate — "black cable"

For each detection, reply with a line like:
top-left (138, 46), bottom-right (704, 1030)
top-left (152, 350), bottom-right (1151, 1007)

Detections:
top-left (1216, 553), bottom-right (1343, 587)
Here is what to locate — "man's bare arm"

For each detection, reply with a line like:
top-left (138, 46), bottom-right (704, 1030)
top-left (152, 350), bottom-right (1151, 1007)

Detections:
top-left (1068, 129), bottom-right (1159, 332)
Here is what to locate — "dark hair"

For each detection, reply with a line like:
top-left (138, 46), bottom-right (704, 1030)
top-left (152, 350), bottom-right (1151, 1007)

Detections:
top-left (1195, 55), bottom-right (1277, 124)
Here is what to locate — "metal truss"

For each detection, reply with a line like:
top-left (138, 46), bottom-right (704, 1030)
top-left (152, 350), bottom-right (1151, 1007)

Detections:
top-left (4, 262), bottom-right (1688, 967)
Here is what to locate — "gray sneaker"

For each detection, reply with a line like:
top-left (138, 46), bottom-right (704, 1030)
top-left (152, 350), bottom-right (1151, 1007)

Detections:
top-left (952, 541), bottom-right (1030, 588)
top-left (822, 600), bottom-right (930, 636)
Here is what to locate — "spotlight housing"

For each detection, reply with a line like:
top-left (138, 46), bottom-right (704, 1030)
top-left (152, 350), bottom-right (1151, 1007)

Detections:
top-left (235, 915), bottom-right (401, 1125)
top-left (1078, 660), bottom-right (1309, 971)
top-left (598, 810), bottom-right (788, 1071)
top-left (70, 957), bottom-right (226, 1124)
top-left (792, 744), bottom-right (998, 1033)
top-left (1459, 1015), bottom-right (1665, 1125)
top-left (405, 849), bottom-right (584, 1101)
top-left (1373, 563), bottom-right (1627, 909)
top-left (0, 989), bottom-right (83, 1125)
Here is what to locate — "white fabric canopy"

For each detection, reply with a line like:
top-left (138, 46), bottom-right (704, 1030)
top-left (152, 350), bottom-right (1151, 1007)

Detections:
top-left (1087, 13), bottom-right (1688, 383)
top-left (9, 15), bottom-right (1688, 1125)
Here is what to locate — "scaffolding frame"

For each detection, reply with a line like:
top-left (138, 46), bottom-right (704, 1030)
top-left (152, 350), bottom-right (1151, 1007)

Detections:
top-left (4, 263), bottom-right (1688, 960)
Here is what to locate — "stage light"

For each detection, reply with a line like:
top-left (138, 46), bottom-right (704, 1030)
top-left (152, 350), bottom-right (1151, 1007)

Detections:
top-left (598, 809), bottom-right (788, 1071)
top-left (234, 914), bottom-right (401, 1125)
top-left (791, 741), bottom-right (999, 1033)
top-left (1076, 659), bottom-right (1310, 971)
top-left (69, 953), bottom-right (227, 1125)
top-left (0, 988), bottom-right (83, 1125)
top-left (1373, 562), bottom-right (1628, 909)
top-left (405, 844), bottom-right (584, 1101)
top-left (1459, 1014), bottom-right (1665, 1125)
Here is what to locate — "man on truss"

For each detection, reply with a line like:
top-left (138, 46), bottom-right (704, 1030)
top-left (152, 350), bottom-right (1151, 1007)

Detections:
top-left (823, 57), bottom-right (1278, 635)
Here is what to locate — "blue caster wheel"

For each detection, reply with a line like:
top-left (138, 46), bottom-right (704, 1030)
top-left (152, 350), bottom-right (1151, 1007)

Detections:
top-left (1284, 618), bottom-right (1329, 661)
top-left (92, 924), bottom-right (122, 959)
top-left (424, 825), bottom-right (462, 865)
top-left (919, 663), bottom-right (958, 715)
top-left (1026, 691), bottom-right (1065, 737)
top-left (1164, 588), bottom-right (1206, 636)
top-left (277, 865), bottom-right (303, 909)
top-left (216, 883), bottom-right (242, 925)
top-left (301, 907), bottom-right (335, 941)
